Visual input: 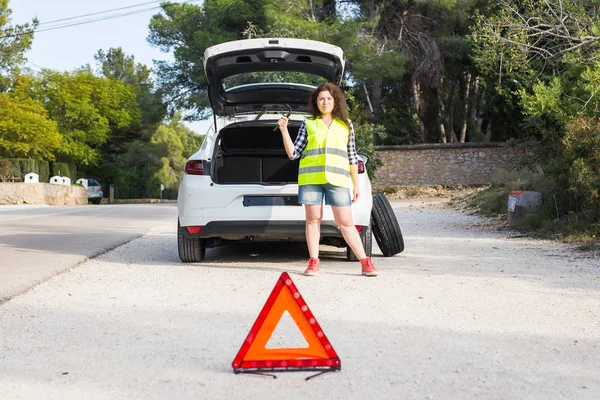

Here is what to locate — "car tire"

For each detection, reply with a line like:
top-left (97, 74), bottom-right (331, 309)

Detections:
top-left (178, 221), bottom-right (206, 262)
top-left (371, 194), bottom-right (404, 257)
top-left (347, 222), bottom-right (372, 261)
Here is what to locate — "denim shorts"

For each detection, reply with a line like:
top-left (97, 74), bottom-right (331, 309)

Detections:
top-left (298, 184), bottom-right (351, 206)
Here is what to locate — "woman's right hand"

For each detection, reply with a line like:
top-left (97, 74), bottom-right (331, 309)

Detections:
top-left (277, 116), bottom-right (288, 133)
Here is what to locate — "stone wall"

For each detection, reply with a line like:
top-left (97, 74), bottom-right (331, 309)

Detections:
top-left (0, 183), bottom-right (87, 205)
top-left (372, 143), bottom-right (516, 188)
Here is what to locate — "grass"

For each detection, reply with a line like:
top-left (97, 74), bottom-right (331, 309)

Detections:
top-left (376, 185), bottom-right (480, 200)
top-left (575, 242), bottom-right (600, 252)
top-left (373, 186), bottom-right (399, 195)
top-left (461, 186), bottom-right (511, 216)
top-left (457, 171), bottom-right (600, 250)
top-left (404, 187), bottom-right (423, 198)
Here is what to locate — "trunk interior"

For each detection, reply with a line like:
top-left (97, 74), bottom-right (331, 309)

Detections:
top-left (212, 122), bottom-right (301, 184)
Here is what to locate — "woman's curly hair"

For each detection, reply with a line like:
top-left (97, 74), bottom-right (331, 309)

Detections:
top-left (308, 82), bottom-right (350, 128)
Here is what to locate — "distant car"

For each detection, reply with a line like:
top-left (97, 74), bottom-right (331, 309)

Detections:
top-left (85, 179), bottom-right (103, 204)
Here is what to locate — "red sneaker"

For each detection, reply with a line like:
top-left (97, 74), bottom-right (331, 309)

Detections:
top-left (360, 257), bottom-right (378, 277)
top-left (304, 258), bottom-right (320, 276)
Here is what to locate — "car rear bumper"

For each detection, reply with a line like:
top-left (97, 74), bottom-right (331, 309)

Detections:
top-left (180, 220), bottom-right (369, 242)
top-left (88, 191), bottom-right (104, 199)
top-left (178, 182), bottom-right (372, 226)
top-left (181, 220), bottom-right (338, 240)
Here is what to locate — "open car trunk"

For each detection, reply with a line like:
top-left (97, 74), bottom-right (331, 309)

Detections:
top-left (212, 121), bottom-right (301, 184)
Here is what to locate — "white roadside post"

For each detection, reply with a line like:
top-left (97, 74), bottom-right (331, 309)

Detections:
top-left (76, 178), bottom-right (89, 189)
top-left (24, 173), bottom-right (39, 183)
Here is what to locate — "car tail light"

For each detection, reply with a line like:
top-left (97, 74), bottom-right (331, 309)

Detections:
top-left (357, 160), bottom-right (365, 174)
top-left (355, 225), bottom-right (363, 232)
top-left (186, 226), bottom-right (202, 234)
top-left (98, 186), bottom-right (102, 192)
top-left (185, 160), bottom-right (204, 175)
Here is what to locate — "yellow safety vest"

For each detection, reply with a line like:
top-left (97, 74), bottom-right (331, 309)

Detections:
top-left (298, 117), bottom-right (353, 188)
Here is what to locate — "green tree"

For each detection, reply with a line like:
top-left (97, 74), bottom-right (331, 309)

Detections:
top-left (96, 139), bottom-right (163, 199)
top-left (471, 0), bottom-right (600, 218)
top-left (13, 70), bottom-right (141, 165)
top-left (0, 0), bottom-right (37, 90)
top-left (0, 92), bottom-right (60, 159)
top-left (151, 112), bottom-right (204, 190)
top-left (94, 48), bottom-right (166, 133)
top-left (95, 47), bottom-right (144, 85)
top-left (151, 124), bottom-right (184, 189)
top-left (148, 0), bottom-right (270, 120)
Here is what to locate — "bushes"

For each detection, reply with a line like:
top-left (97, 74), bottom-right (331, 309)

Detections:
top-left (562, 117), bottom-right (600, 219)
top-left (50, 162), bottom-right (77, 181)
top-left (467, 185), bottom-right (513, 216)
top-left (0, 159), bottom-right (50, 182)
top-left (353, 124), bottom-right (386, 180)
top-left (0, 159), bottom-right (18, 182)
top-left (0, 158), bottom-right (80, 182)
top-left (519, 116), bottom-right (600, 223)
top-left (466, 166), bottom-right (558, 218)
top-left (466, 163), bottom-right (600, 241)
top-left (469, 110), bottom-right (599, 239)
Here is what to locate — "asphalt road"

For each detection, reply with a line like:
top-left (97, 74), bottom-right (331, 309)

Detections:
top-left (0, 201), bottom-right (598, 399)
top-left (0, 203), bottom-right (177, 303)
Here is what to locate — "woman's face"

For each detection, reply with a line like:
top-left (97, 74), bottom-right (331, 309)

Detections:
top-left (316, 90), bottom-right (335, 115)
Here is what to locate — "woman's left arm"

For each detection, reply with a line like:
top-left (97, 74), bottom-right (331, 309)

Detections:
top-left (348, 121), bottom-right (360, 203)
top-left (350, 164), bottom-right (360, 203)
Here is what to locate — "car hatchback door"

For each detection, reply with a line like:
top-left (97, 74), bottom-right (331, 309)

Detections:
top-left (203, 38), bottom-right (345, 118)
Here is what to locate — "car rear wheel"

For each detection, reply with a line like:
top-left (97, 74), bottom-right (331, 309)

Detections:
top-left (371, 194), bottom-right (404, 257)
top-left (347, 222), bottom-right (372, 261)
top-left (178, 221), bottom-right (206, 262)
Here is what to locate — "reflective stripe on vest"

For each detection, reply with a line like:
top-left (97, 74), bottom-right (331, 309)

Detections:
top-left (298, 117), bottom-right (353, 188)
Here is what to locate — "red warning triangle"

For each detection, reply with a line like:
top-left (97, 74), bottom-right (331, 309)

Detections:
top-left (232, 272), bottom-right (341, 372)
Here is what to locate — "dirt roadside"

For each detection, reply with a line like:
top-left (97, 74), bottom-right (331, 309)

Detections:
top-left (383, 185), bottom-right (600, 259)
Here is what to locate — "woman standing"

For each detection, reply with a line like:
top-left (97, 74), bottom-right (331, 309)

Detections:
top-left (277, 82), bottom-right (378, 277)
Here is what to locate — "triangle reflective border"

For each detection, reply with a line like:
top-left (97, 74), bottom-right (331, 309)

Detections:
top-left (232, 272), bottom-right (341, 373)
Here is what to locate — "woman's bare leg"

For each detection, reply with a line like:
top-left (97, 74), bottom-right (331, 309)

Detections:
top-left (305, 204), bottom-right (323, 259)
top-left (332, 206), bottom-right (366, 259)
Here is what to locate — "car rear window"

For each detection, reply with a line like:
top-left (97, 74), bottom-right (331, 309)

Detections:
top-left (222, 71), bottom-right (326, 90)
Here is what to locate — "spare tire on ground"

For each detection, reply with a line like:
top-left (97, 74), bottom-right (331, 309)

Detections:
top-left (371, 194), bottom-right (404, 256)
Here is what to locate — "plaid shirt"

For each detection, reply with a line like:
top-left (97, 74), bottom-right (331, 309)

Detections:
top-left (290, 119), bottom-right (359, 165)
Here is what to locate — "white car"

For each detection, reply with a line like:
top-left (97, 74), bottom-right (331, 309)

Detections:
top-left (177, 38), bottom-right (375, 262)
top-left (84, 178), bottom-right (103, 205)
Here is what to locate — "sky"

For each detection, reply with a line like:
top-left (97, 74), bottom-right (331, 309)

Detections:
top-left (9, 0), bottom-right (211, 135)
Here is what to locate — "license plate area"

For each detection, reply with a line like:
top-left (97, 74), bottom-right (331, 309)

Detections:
top-left (243, 196), bottom-right (300, 206)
